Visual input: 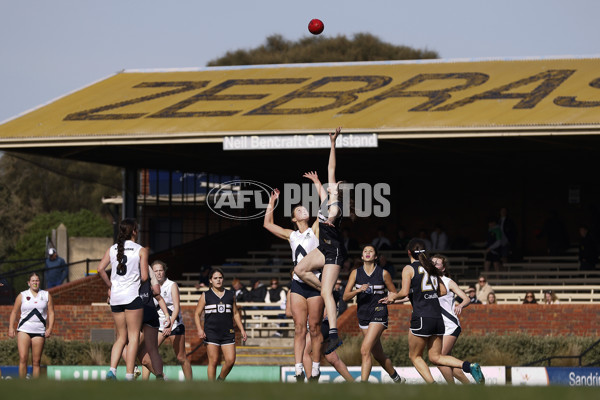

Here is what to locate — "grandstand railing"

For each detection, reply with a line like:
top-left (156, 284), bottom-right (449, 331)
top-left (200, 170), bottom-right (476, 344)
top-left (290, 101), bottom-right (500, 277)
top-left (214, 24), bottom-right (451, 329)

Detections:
top-left (523, 338), bottom-right (600, 366)
top-left (459, 285), bottom-right (600, 304)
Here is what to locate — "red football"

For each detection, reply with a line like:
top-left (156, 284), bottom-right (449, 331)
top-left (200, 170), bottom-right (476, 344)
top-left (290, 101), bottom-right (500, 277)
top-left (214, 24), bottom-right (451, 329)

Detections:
top-left (308, 19), bottom-right (324, 35)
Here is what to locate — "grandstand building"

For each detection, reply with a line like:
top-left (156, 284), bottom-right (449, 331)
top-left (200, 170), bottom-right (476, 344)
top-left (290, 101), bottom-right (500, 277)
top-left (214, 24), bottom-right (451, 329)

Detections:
top-left (1, 56), bottom-right (600, 276)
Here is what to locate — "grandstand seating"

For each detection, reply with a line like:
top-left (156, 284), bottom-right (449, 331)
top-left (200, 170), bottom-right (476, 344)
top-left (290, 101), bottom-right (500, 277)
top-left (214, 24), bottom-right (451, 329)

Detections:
top-left (174, 243), bottom-right (600, 339)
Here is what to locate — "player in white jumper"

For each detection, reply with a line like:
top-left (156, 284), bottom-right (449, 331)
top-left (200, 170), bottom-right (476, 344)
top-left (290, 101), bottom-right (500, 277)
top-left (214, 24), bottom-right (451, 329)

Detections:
top-left (150, 260), bottom-right (193, 380)
top-left (264, 180), bottom-right (323, 381)
top-left (8, 272), bottom-right (55, 378)
top-left (432, 254), bottom-right (471, 384)
top-left (98, 218), bottom-right (149, 381)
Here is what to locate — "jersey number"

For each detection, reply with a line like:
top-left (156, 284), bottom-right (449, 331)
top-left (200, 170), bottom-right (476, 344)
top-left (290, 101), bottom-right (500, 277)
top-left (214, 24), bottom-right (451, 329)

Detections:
top-left (116, 255), bottom-right (128, 276)
top-left (418, 266), bottom-right (438, 292)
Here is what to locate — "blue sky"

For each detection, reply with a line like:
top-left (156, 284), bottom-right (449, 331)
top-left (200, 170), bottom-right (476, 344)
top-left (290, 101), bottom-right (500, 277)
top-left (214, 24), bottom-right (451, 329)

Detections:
top-left (1, 0), bottom-right (598, 122)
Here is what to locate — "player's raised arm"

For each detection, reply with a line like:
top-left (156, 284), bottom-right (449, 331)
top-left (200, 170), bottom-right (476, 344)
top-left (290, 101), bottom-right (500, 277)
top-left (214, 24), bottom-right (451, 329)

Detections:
top-left (263, 189), bottom-right (293, 240)
top-left (327, 127), bottom-right (341, 185)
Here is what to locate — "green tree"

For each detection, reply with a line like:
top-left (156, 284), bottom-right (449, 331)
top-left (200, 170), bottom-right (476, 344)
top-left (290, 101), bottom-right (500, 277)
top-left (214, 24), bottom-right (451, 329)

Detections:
top-left (0, 153), bottom-right (120, 259)
top-left (207, 33), bottom-right (438, 66)
top-left (1, 209), bottom-right (113, 291)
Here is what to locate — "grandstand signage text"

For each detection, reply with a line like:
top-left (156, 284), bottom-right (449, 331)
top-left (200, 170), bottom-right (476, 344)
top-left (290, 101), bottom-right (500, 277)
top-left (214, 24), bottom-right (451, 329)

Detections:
top-left (223, 134), bottom-right (377, 150)
top-left (4, 58), bottom-right (600, 142)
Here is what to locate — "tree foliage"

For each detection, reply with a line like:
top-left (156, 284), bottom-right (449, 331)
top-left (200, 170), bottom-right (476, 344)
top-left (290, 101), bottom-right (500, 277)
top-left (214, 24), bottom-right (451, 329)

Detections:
top-left (0, 209), bottom-right (113, 293)
top-left (0, 152), bottom-right (120, 259)
top-left (207, 33), bottom-right (438, 66)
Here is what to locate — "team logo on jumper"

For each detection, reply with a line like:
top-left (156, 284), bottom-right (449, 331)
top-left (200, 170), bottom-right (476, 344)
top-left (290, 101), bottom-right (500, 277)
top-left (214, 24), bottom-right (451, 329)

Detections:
top-left (217, 304), bottom-right (226, 313)
top-left (207, 180), bottom-right (274, 220)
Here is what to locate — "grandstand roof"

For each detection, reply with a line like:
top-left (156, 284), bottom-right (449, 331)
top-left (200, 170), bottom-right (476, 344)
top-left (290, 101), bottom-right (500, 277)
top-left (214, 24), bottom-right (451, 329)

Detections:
top-left (1, 56), bottom-right (600, 174)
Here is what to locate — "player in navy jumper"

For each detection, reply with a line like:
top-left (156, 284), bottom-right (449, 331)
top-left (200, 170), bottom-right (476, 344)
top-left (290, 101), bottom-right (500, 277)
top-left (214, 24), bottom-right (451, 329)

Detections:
top-left (382, 239), bottom-right (485, 384)
top-left (295, 127), bottom-right (349, 354)
top-left (194, 268), bottom-right (247, 381)
top-left (344, 245), bottom-right (404, 383)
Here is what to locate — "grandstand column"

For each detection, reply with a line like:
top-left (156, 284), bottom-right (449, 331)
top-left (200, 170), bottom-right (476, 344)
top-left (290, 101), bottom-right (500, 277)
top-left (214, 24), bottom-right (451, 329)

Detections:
top-left (122, 167), bottom-right (138, 219)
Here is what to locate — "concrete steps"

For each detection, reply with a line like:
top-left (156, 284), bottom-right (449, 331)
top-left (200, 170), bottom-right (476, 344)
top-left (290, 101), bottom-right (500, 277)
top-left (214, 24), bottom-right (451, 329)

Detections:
top-left (236, 338), bottom-right (294, 365)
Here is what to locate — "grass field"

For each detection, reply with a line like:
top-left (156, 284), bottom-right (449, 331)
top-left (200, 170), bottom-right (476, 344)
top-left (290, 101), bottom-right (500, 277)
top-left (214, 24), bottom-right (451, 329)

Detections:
top-left (0, 380), bottom-right (597, 400)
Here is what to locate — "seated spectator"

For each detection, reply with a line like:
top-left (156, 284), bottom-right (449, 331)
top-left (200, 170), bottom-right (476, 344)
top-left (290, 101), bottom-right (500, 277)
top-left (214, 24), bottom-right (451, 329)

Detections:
top-left (334, 278), bottom-right (348, 316)
top-left (578, 225), bottom-right (599, 270)
top-left (523, 291), bottom-right (538, 304)
top-left (372, 227), bottom-right (392, 251)
top-left (194, 265), bottom-right (211, 289)
top-left (342, 228), bottom-right (359, 252)
top-left (395, 227), bottom-right (410, 250)
top-left (466, 285), bottom-right (482, 304)
top-left (544, 290), bottom-right (560, 304)
top-left (378, 253), bottom-right (395, 280)
top-left (340, 257), bottom-right (353, 281)
top-left (265, 278), bottom-right (287, 305)
top-left (415, 229), bottom-right (432, 250)
top-left (476, 275), bottom-right (493, 304)
top-left (484, 217), bottom-right (503, 272)
top-left (430, 224), bottom-right (449, 251)
top-left (248, 278), bottom-right (267, 302)
top-left (486, 292), bottom-right (497, 305)
top-left (264, 277), bottom-right (288, 337)
top-left (231, 278), bottom-right (250, 303)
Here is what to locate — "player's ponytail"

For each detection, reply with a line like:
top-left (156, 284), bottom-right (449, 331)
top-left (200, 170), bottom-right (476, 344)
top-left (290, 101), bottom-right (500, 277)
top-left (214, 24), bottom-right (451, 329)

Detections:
top-left (408, 238), bottom-right (444, 295)
top-left (116, 218), bottom-right (137, 274)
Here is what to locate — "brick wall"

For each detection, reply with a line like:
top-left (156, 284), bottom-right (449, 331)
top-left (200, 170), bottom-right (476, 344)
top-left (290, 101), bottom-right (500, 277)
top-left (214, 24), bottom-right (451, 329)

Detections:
top-left (3, 303), bottom-right (599, 343)
top-left (0, 304), bottom-right (208, 363)
top-left (338, 304), bottom-right (600, 337)
top-left (49, 275), bottom-right (109, 305)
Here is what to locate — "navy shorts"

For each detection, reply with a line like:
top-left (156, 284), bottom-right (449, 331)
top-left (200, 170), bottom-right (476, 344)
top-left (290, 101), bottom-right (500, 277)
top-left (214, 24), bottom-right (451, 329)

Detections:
top-left (169, 324), bottom-right (185, 336)
top-left (19, 331), bottom-right (45, 339)
top-left (205, 328), bottom-right (236, 346)
top-left (317, 243), bottom-right (346, 266)
top-left (142, 304), bottom-right (160, 329)
top-left (410, 316), bottom-right (445, 337)
top-left (321, 319), bottom-right (330, 340)
top-left (110, 296), bottom-right (143, 313)
top-left (291, 279), bottom-right (321, 299)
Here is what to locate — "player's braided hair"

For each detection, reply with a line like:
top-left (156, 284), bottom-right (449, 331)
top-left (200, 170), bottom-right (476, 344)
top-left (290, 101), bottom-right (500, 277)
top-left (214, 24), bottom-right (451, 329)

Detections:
top-left (116, 218), bottom-right (137, 274)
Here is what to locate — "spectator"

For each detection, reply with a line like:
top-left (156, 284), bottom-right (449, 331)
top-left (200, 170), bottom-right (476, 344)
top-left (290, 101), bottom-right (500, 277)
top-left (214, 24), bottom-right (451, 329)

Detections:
top-left (231, 278), bottom-right (250, 303)
top-left (416, 229), bottom-right (432, 250)
top-left (378, 253), bottom-right (395, 281)
top-left (466, 285), bottom-right (482, 304)
top-left (484, 217), bottom-right (503, 272)
top-left (395, 227), bottom-right (410, 250)
top-left (537, 210), bottom-right (569, 256)
top-left (265, 278), bottom-right (287, 305)
top-left (248, 278), bottom-right (267, 302)
top-left (372, 227), bottom-right (392, 251)
top-left (499, 207), bottom-right (518, 263)
top-left (523, 291), bottom-right (538, 304)
top-left (194, 266), bottom-right (211, 289)
top-left (475, 275), bottom-right (493, 304)
top-left (430, 224), bottom-right (449, 251)
top-left (340, 257), bottom-right (354, 281)
top-left (486, 292), bottom-right (497, 305)
top-left (544, 290), bottom-right (560, 304)
top-left (45, 248), bottom-right (67, 289)
top-left (341, 228), bottom-right (359, 252)
top-left (578, 225), bottom-right (599, 270)
top-left (333, 278), bottom-right (348, 316)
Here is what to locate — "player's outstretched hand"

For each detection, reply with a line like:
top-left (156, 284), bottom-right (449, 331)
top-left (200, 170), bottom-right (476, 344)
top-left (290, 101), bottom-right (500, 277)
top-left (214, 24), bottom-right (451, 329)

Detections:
top-left (329, 126), bottom-right (342, 143)
top-left (303, 171), bottom-right (320, 183)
